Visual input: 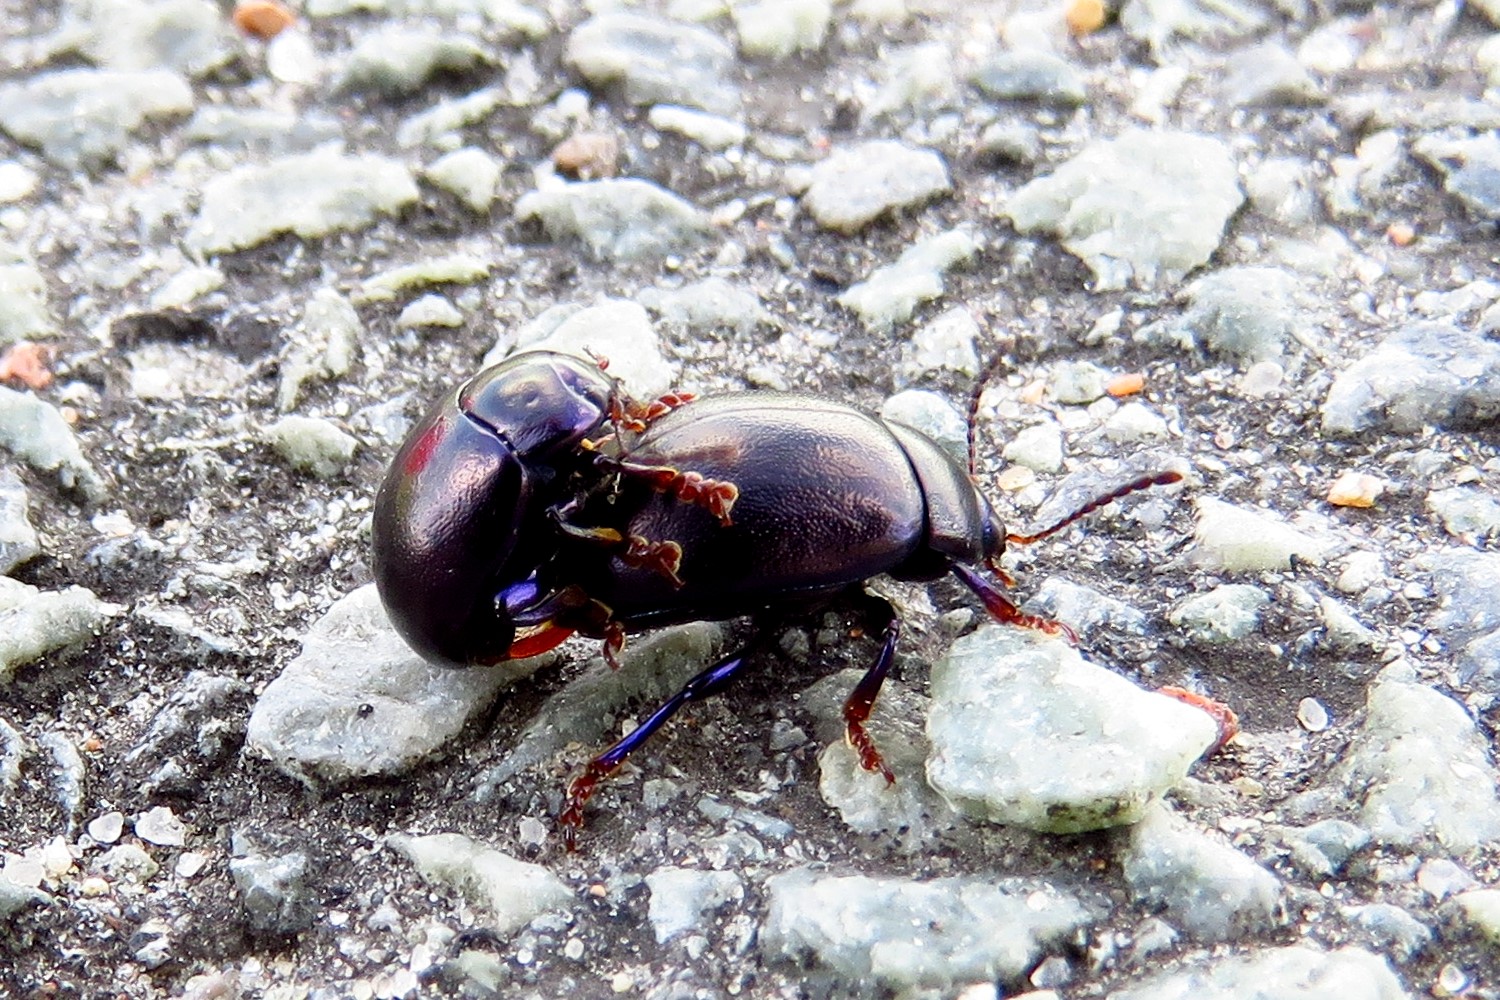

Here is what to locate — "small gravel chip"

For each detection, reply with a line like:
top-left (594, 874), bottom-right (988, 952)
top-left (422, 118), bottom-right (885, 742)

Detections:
top-left (356, 254), bottom-right (490, 304)
top-left (390, 832), bottom-right (571, 938)
top-left (1427, 486), bottom-right (1500, 541)
top-left (516, 178), bottom-right (710, 261)
top-left (335, 27), bottom-right (489, 96)
top-left (1413, 132), bottom-right (1500, 221)
top-left (565, 12), bottom-right (739, 115)
top-left (1330, 664), bottom-right (1500, 853)
top-left (509, 299), bottom-right (676, 399)
top-left (1297, 697), bottom-right (1329, 732)
top-left (0, 162), bottom-right (38, 203)
top-left (99, 844), bottom-right (160, 882)
top-left (645, 868), bottom-right (743, 943)
top-left (1122, 805), bottom-right (1282, 942)
top-left (135, 806), bottom-right (187, 847)
top-left (1002, 423), bottom-right (1064, 474)
top-left (901, 307), bottom-right (981, 382)
top-left (425, 147), bottom-right (502, 214)
top-left (1322, 321), bottom-right (1500, 436)
top-left (1049, 361), bottom-right (1108, 404)
top-left (262, 415), bottom-right (357, 479)
top-left (1005, 130), bottom-right (1243, 290)
top-left (971, 49), bottom-right (1087, 106)
top-left (1107, 945), bottom-right (1407, 999)
top-left (647, 105), bottom-right (747, 150)
top-left (837, 228), bottom-right (977, 330)
top-left (229, 840), bottom-right (314, 933)
top-left (1104, 402), bottom-right (1168, 442)
top-left (1190, 497), bottom-right (1332, 572)
top-left (0, 466), bottom-right (38, 575)
top-left (188, 148), bottom-right (419, 254)
top-left (247, 585), bottom-right (547, 787)
top-left (1453, 889), bottom-right (1500, 944)
top-left (0, 578), bottom-right (120, 684)
top-left (0, 69), bottom-right (194, 168)
top-left (803, 140), bottom-right (951, 233)
top-left (880, 390), bottom-right (968, 465)
top-left (397, 294), bottom-right (464, 330)
top-left (1328, 471), bottom-right (1384, 508)
top-left (638, 277), bottom-right (769, 335)
top-left (1140, 266), bottom-right (1306, 364)
top-left (731, 0), bottom-right (831, 59)
top-left (1168, 584), bottom-right (1271, 644)
top-left (0, 258), bottom-right (56, 345)
top-left (761, 868), bottom-right (1089, 993)
top-left (1341, 903), bottom-right (1431, 963)
top-left (87, 812), bottom-right (126, 845)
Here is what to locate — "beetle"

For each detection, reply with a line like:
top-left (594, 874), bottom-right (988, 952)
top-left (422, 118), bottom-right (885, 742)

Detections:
top-left (371, 349), bottom-right (1190, 845)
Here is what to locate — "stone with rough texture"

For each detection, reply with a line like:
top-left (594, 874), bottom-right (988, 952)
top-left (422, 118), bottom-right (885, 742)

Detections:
top-left (516, 179), bottom-right (709, 262)
top-left (389, 832), bottom-right (571, 937)
top-left (507, 300), bottom-right (676, 399)
top-left (566, 12), bottom-right (739, 115)
top-left (1005, 130), bottom-right (1243, 290)
top-left (0, 578), bottom-right (120, 684)
top-left (335, 27), bottom-right (489, 95)
top-left (0, 467), bottom-right (39, 576)
top-left (261, 416), bottom-right (358, 480)
top-left (188, 149), bottom-right (419, 254)
top-left (732, 0), bottom-right (831, 58)
top-left (761, 868), bottom-right (1089, 993)
top-left (1421, 548), bottom-right (1500, 693)
top-left (645, 868), bottom-right (744, 943)
top-left (803, 141), bottom-right (951, 233)
top-left (837, 229), bottom-right (977, 330)
top-left (1413, 132), bottom-right (1500, 221)
top-left (1108, 945), bottom-right (1408, 999)
top-left (0, 258), bottom-right (55, 344)
top-left (925, 626), bottom-right (1218, 833)
top-left (1190, 497), bottom-right (1331, 573)
top-left (1141, 266), bottom-right (1307, 363)
top-left (1122, 805), bottom-right (1282, 942)
top-left (245, 585), bottom-right (552, 787)
top-left (1169, 585), bottom-right (1271, 644)
top-left (0, 69), bottom-right (194, 168)
top-left (1326, 664), bottom-right (1500, 854)
top-left (1322, 321), bottom-right (1500, 436)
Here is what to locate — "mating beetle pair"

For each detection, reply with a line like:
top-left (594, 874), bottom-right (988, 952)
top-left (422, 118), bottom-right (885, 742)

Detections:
top-left (371, 350), bottom-right (1183, 844)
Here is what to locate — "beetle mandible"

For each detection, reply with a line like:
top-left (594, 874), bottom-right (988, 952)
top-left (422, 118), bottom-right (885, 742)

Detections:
top-left (371, 349), bottom-right (1183, 845)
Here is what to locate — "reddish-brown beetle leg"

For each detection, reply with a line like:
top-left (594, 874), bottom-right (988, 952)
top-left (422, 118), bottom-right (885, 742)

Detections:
top-left (603, 458), bottom-right (740, 527)
top-left (602, 621), bottom-right (626, 671)
top-left (843, 619), bottom-right (899, 784)
top-left (551, 508), bottom-right (686, 588)
top-left (952, 564), bottom-right (1079, 645)
top-left (1159, 686), bottom-right (1240, 755)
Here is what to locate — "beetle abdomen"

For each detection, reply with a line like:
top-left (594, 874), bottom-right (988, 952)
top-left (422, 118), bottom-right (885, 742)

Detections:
top-left (565, 395), bottom-right (927, 624)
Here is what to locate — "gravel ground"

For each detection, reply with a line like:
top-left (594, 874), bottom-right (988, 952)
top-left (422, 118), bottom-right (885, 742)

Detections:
top-left (3, 0), bottom-right (1500, 997)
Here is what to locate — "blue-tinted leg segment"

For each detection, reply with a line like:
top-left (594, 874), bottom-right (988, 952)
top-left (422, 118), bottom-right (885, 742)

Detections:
top-left (560, 647), bottom-right (753, 848)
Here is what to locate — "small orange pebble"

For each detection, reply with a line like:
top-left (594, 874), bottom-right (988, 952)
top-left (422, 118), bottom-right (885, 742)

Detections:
top-left (1327, 470), bottom-right (1384, 508)
top-left (1158, 686), bottom-right (1239, 754)
top-left (1386, 222), bottom-right (1417, 246)
top-left (0, 341), bottom-right (53, 390)
top-left (1019, 380), bottom-right (1046, 405)
top-left (552, 133), bottom-right (620, 181)
top-left (1065, 0), bottom-right (1108, 35)
top-left (83, 735), bottom-right (105, 752)
top-left (233, 0), bottom-right (296, 41)
top-left (1106, 371), bottom-right (1145, 397)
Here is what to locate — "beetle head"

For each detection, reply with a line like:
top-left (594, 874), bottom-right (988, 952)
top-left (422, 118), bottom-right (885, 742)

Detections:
top-left (371, 352), bottom-right (615, 666)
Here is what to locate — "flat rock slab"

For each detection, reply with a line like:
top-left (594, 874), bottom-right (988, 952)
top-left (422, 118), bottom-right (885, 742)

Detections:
top-left (925, 626), bottom-right (1218, 833)
top-left (1004, 129), bottom-right (1243, 290)
top-left (1108, 944), bottom-right (1409, 999)
top-left (245, 585), bottom-right (551, 788)
top-left (802, 140), bottom-right (951, 233)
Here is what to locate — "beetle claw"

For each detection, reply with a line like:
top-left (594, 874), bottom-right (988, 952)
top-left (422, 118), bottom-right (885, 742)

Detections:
top-left (602, 622), bottom-right (626, 670)
top-left (1159, 686), bottom-right (1240, 755)
top-left (621, 535), bottom-right (685, 587)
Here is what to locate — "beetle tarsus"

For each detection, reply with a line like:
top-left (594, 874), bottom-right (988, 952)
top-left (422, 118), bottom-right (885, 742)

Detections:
top-left (952, 563), bottom-right (1079, 645)
top-left (843, 617), bottom-right (899, 785)
top-left (622, 535), bottom-right (685, 587)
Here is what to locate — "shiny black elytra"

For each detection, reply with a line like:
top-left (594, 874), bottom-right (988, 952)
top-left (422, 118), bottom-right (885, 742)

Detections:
top-left (370, 350), bottom-right (1180, 846)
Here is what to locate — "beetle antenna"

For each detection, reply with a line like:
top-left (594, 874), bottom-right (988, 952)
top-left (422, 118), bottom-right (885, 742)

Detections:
top-left (1008, 470), bottom-right (1184, 545)
top-left (966, 347), bottom-right (1012, 480)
